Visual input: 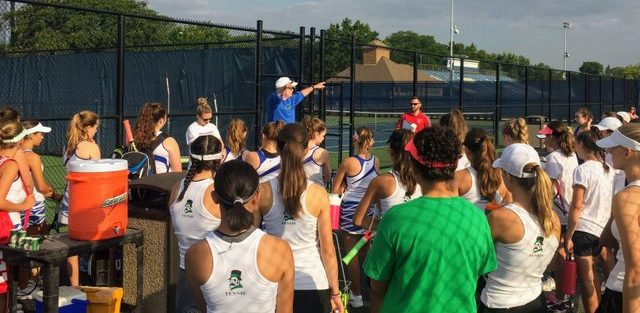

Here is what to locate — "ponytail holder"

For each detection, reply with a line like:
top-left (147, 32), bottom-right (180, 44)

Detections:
top-left (190, 152), bottom-right (223, 161)
top-left (2, 128), bottom-right (28, 143)
top-left (233, 197), bottom-right (244, 205)
top-left (353, 132), bottom-right (360, 141)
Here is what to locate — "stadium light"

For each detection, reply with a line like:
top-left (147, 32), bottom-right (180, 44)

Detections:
top-left (563, 21), bottom-right (572, 77)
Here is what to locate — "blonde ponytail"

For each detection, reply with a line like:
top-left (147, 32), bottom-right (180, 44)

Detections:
top-left (66, 111), bottom-right (99, 157)
top-left (527, 164), bottom-right (554, 237)
top-left (503, 118), bottom-right (529, 144)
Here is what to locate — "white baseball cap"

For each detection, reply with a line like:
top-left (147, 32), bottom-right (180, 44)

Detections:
top-left (492, 143), bottom-right (540, 178)
top-left (275, 77), bottom-right (298, 89)
top-left (25, 123), bottom-right (52, 135)
top-left (616, 111), bottom-right (631, 123)
top-left (596, 129), bottom-right (640, 151)
top-left (594, 117), bottom-right (622, 132)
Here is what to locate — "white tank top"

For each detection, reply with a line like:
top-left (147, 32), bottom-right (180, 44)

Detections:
top-left (481, 203), bottom-right (559, 308)
top-left (303, 145), bottom-right (324, 186)
top-left (0, 157), bottom-right (26, 229)
top-left (23, 149), bottom-right (44, 202)
top-left (256, 149), bottom-right (281, 183)
top-left (152, 132), bottom-right (171, 174)
top-left (461, 167), bottom-right (504, 211)
top-left (456, 153), bottom-right (471, 172)
top-left (61, 148), bottom-right (91, 210)
top-left (342, 155), bottom-right (378, 205)
top-left (222, 146), bottom-right (246, 164)
top-left (262, 179), bottom-right (328, 290)
top-left (201, 229), bottom-right (277, 313)
top-left (170, 178), bottom-right (221, 270)
top-left (605, 180), bottom-right (640, 292)
top-left (378, 171), bottom-right (422, 216)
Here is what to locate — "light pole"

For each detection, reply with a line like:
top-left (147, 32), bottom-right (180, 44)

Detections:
top-left (449, 0), bottom-right (454, 82)
top-left (563, 21), bottom-right (571, 76)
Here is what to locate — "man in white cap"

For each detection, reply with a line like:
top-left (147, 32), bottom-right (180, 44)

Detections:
top-left (266, 77), bottom-right (326, 124)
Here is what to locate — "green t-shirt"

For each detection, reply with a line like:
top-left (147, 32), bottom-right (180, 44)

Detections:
top-left (363, 196), bottom-right (497, 313)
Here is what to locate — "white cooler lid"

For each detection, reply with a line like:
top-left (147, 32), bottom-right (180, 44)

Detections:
top-left (34, 286), bottom-right (87, 306)
top-left (67, 159), bottom-right (128, 173)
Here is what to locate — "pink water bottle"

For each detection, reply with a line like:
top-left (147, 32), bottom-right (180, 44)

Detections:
top-left (328, 194), bottom-right (341, 231)
top-left (560, 254), bottom-right (577, 296)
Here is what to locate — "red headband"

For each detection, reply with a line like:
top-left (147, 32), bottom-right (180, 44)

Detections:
top-left (405, 139), bottom-right (455, 168)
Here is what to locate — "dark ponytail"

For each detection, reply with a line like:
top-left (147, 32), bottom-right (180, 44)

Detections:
top-left (214, 160), bottom-right (258, 232)
top-left (547, 120), bottom-right (575, 157)
top-left (576, 127), bottom-right (608, 173)
top-left (177, 135), bottom-right (223, 201)
top-left (388, 129), bottom-right (417, 196)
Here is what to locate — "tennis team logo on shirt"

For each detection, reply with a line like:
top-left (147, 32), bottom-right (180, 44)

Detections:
top-left (283, 210), bottom-right (295, 225)
top-left (183, 200), bottom-right (193, 218)
top-left (533, 236), bottom-right (544, 254)
top-left (228, 270), bottom-right (243, 291)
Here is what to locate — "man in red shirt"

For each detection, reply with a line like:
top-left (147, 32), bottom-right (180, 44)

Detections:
top-left (395, 96), bottom-right (431, 132)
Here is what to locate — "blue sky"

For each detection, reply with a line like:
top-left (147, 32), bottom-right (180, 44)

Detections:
top-left (148, 0), bottom-right (640, 71)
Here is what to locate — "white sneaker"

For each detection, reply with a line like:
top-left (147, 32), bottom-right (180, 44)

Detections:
top-left (349, 291), bottom-right (363, 308)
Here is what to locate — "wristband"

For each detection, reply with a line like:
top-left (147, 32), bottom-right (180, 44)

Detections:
top-left (330, 291), bottom-right (341, 297)
top-left (311, 86), bottom-right (316, 91)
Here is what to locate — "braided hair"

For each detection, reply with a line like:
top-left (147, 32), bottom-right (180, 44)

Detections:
top-left (177, 135), bottom-right (223, 201)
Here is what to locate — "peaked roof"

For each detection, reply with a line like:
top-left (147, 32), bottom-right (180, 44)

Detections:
top-left (329, 56), bottom-right (437, 82)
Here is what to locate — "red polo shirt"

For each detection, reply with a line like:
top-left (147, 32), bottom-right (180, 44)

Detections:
top-left (396, 111), bottom-right (431, 132)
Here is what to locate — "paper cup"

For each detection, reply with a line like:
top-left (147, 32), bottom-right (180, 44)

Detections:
top-left (329, 194), bottom-right (341, 230)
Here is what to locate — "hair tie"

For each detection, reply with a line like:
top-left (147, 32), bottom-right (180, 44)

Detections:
top-left (233, 197), bottom-right (244, 205)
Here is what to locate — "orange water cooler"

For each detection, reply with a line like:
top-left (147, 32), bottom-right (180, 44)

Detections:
top-left (67, 159), bottom-right (129, 241)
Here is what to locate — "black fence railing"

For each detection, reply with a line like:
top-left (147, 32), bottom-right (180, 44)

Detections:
top-left (1, 0), bottom-right (638, 172)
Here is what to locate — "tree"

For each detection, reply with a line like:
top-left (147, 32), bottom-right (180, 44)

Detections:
top-left (579, 61), bottom-right (604, 75)
top-left (605, 65), bottom-right (626, 77)
top-left (324, 18), bottom-right (379, 76)
top-left (623, 64), bottom-right (640, 79)
top-left (383, 31), bottom-right (447, 66)
top-left (1, 0), bottom-right (232, 51)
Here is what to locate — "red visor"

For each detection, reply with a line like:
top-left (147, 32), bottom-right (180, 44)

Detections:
top-left (538, 125), bottom-right (553, 136)
top-left (405, 139), bottom-right (455, 168)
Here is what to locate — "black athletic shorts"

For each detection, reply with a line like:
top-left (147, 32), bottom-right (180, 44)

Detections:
top-left (478, 293), bottom-right (545, 313)
top-left (293, 289), bottom-right (331, 313)
top-left (572, 230), bottom-right (602, 257)
top-left (596, 288), bottom-right (623, 313)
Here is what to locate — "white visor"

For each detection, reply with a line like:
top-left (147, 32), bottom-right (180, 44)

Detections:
top-left (25, 123), bottom-right (52, 135)
top-left (1, 128), bottom-right (28, 143)
top-left (596, 129), bottom-right (640, 151)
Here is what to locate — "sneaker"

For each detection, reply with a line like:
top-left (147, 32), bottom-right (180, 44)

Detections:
top-left (349, 291), bottom-right (364, 308)
top-left (17, 280), bottom-right (37, 300)
top-left (547, 298), bottom-right (571, 313)
top-left (542, 276), bottom-right (556, 292)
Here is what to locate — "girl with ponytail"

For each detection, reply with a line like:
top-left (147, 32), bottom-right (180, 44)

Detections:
top-left (537, 120), bottom-right (580, 304)
top-left (302, 116), bottom-right (330, 185)
top-left (481, 143), bottom-right (560, 312)
top-left (259, 123), bottom-right (343, 313)
top-left (186, 160), bottom-right (294, 313)
top-left (456, 128), bottom-right (511, 211)
top-left (439, 108), bottom-right (470, 171)
top-left (169, 135), bottom-right (223, 312)
top-left (245, 121), bottom-right (284, 182)
top-left (353, 129), bottom-right (422, 228)
top-left (223, 118), bottom-right (249, 163)
top-left (133, 102), bottom-right (181, 173)
top-left (331, 126), bottom-right (379, 308)
top-left (186, 97), bottom-right (222, 146)
top-left (502, 118), bottom-right (529, 146)
top-left (565, 127), bottom-right (614, 313)
top-left (574, 107), bottom-right (594, 137)
top-left (61, 110), bottom-right (100, 287)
